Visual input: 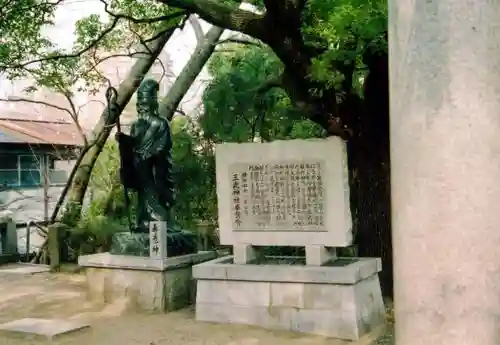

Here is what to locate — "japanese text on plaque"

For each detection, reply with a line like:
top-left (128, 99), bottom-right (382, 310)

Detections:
top-left (151, 223), bottom-right (160, 255)
top-left (230, 162), bottom-right (325, 231)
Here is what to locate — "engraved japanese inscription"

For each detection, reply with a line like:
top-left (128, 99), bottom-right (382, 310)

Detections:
top-left (230, 161), bottom-right (326, 231)
top-left (151, 223), bottom-right (160, 255)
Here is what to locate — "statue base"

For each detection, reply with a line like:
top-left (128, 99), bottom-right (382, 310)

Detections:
top-left (110, 232), bottom-right (149, 257)
top-left (78, 251), bottom-right (218, 313)
top-left (110, 227), bottom-right (198, 258)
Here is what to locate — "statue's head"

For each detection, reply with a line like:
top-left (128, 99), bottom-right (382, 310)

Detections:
top-left (137, 79), bottom-right (160, 117)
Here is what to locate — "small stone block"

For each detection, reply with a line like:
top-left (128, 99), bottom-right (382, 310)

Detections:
top-left (305, 245), bottom-right (336, 265)
top-left (0, 318), bottom-right (90, 339)
top-left (233, 244), bottom-right (258, 264)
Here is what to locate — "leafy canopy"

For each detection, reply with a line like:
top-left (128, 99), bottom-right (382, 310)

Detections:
top-left (0, 0), bottom-right (184, 94)
top-left (202, 45), bottom-right (326, 143)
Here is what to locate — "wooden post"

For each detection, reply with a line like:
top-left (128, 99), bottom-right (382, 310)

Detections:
top-left (48, 223), bottom-right (65, 272)
top-left (43, 155), bottom-right (49, 222)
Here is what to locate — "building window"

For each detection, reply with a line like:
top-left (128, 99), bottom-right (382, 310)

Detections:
top-left (0, 155), bottom-right (19, 187)
top-left (0, 154), bottom-right (69, 188)
top-left (19, 155), bottom-right (42, 187)
top-left (0, 154), bottom-right (42, 187)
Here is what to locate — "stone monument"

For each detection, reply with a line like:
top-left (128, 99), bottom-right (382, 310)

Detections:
top-left (78, 80), bottom-right (216, 312)
top-left (193, 137), bottom-right (385, 340)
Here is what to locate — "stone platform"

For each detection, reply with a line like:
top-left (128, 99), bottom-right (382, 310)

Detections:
top-left (78, 251), bottom-right (217, 312)
top-left (0, 318), bottom-right (89, 339)
top-left (193, 256), bottom-right (384, 341)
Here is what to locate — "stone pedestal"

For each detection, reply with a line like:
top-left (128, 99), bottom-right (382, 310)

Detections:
top-left (193, 256), bottom-right (384, 340)
top-left (78, 251), bottom-right (217, 312)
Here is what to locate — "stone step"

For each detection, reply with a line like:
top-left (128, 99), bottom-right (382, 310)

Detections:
top-left (0, 318), bottom-right (90, 339)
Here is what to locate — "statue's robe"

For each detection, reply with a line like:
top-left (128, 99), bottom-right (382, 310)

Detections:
top-left (130, 115), bottom-right (174, 223)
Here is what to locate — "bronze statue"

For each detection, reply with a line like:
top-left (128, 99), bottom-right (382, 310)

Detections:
top-left (115, 79), bottom-right (174, 233)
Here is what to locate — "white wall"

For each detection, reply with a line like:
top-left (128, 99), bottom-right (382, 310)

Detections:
top-left (0, 186), bottom-right (65, 224)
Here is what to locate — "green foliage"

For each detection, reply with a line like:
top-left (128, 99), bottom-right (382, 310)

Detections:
top-left (107, 0), bottom-right (182, 36)
top-left (170, 117), bottom-right (217, 230)
top-left (201, 46), bottom-right (326, 143)
top-left (66, 140), bottom-right (129, 256)
top-left (70, 124), bottom-right (218, 250)
top-left (303, 0), bottom-right (387, 85)
top-left (0, 0), bottom-right (56, 74)
top-left (0, 0), bottom-right (183, 94)
top-left (85, 140), bottom-right (130, 224)
top-left (0, 0), bottom-right (388, 98)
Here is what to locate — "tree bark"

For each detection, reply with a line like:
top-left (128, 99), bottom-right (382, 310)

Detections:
top-left (62, 26), bottom-right (178, 225)
top-left (348, 51), bottom-right (391, 296)
top-left (155, 0), bottom-right (266, 39)
top-left (159, 18), bottom-right (223, 120)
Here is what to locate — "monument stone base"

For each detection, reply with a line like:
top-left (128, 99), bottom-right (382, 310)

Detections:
top-left (193, 256), bottom-right (385, 341)
top-left (78, 251), bottom-right (217, 312)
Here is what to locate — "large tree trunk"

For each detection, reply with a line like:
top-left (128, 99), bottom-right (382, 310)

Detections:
top-left (62, 27), bottom-right (177, 225)
top-left (350, 51), bottom-right (392, 297)
top-left (159, 17), bottom-right (223, 120)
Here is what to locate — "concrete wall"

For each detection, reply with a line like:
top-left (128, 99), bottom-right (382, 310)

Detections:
top-left (193, 256), bottom-right (385, 340)
top-left (79, 251), bottom-right (218, 312)
top-left (86, 265), bottom-right (195, 312)
top-left (0, 186), bottom-right (65, 223)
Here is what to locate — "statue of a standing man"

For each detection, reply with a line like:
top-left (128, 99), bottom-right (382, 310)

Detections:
top-left (116, 79), bottom-right (174, 233)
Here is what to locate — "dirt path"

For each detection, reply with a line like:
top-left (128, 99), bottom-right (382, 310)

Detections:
top-left (0, 269), bottom-right (355, 345)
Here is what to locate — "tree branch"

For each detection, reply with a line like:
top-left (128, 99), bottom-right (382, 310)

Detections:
top-left (154, 0), bottom-right (267, 40)
top-left (60, 92), bottom-right (89, 146)
top-left (76, 100), bottom-right (105, 116)
top-left (99, 0), bottom-right (187, 24)
top-left (159, 24), bottom-right (224, 120)
top-left (216, 37), bottom-right (264, 48)
top-left (189, 15), bottom-right (205, 43)
top-left (0, 9), bottom-right (185, 71)
top-left (0, 17), bottom-right (120, 71)
top-left (0, 97), bottom-right (71, 117)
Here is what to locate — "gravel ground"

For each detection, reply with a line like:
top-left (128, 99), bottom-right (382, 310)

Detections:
top-left (0, 270), bottom-right (393, 345)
